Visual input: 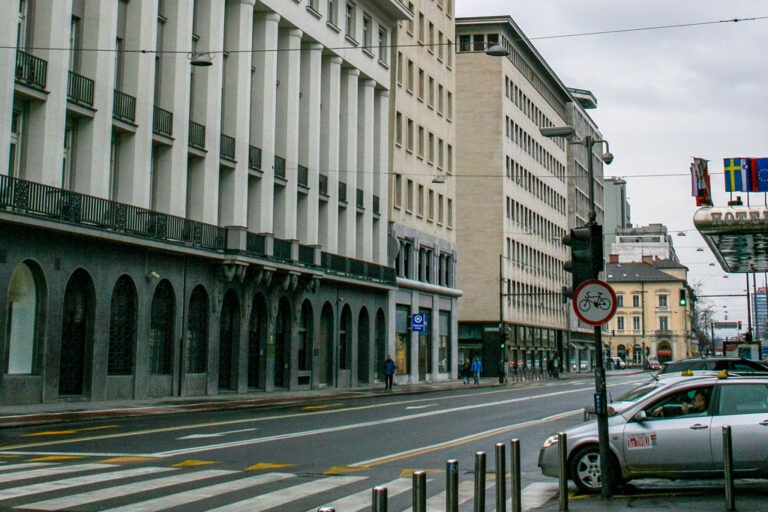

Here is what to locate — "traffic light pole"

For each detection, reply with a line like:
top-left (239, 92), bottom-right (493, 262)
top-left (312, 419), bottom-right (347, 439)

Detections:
top-left (499, 254), bottom-right (506, 383)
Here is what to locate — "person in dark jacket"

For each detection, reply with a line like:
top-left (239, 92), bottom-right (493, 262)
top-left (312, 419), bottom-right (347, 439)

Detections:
top-left (461, 359), bottom-right (471, 384)
top-left (384, 355), bottom-right (396, 390)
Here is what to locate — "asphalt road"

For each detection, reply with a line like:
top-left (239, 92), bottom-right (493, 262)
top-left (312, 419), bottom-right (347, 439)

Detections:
top-left (0, 374), bottom-right (648, 511)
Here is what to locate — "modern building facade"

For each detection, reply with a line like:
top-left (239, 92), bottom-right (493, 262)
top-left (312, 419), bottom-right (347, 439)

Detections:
top-left (0, 0), bottom-right (411, 405)
top-left (753, 286), bottom-right (767, 341)
top-left (604, 257), bottom-right (693, 365)
top-left (454, 16), bottom-right (574, 375)
top-left (610, 224), bottom-right (680, 264)
top-left (603, 176), bottom-right (630, 262)
top-left (387, 0), bottom-right (459, 382)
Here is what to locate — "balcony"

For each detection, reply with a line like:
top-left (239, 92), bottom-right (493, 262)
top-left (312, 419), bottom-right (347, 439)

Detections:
top-left (274, 156), bottom-right (286, 180)
top-left (189, 121), bottom-right (206, 150)
top-left (15, 51), bottom-right (47, 90)
top-left (321, 251), bottom-right (396, 283)
top-left (654, 329), bottom-right (674, 337)
top-left (248, 145), bottom-right (262, 171)
top-left (319, 174), bottom-right (329, 197)
top-left (113, 90), bottom-right (136, 123)
top-left (273, 238), bottom-right (292, 261)
top-left (152, 107), bottom-right (173, 137)
top-left (220, 134), bottom-right (236, 162)
top-left (299, 244), bottom-right (316, 265)
top-left (298, 165), bottom-right (309, 188)
top-left (0, 174), bottom-right (226, 250)
top-left (339, 181), bottom-right (347, 204)
top-left (356, 188), bottom-right (364, 210)
top-left (67, 71), bottom-right (94, 107)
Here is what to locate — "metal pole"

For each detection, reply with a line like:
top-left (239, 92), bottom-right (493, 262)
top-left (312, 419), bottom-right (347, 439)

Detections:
top-left (474, 452), bottom-right (486, 512)
top-left (500, 254), bottom-right (506, 383)
top-left (723, 426), bottom-right (735, 511)
top-left (413, 471), bottom-right (426, 512)
top-left (510, 439), bottom-right (522, 512)
top-left (746, 273), bottom-right (752, 336)
top-left (372, 486), bottom-right (388, 512)
top-left (495, 443), bottom-right (506, 511)
top-left (558, 432), bottom-right (569, 511)
top-left (752, 272), bottom-right (759, 341)
top-left (446, 459), bottom-right (459, 512)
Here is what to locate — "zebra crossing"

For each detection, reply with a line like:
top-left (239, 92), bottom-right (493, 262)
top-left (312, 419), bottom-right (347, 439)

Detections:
top-left (0, 459), bottom-right (557, 511)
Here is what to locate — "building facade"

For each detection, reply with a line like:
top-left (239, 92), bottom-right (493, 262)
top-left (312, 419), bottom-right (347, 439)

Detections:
top-left (1, 0), bottom-right (411, 405)
top-left (604, 258), bottom-right (693, 365)
top-left (603, 176), bottom-right (630, 259)
top-left (454, 16), bottom-right (573, 375)
top-left (388, 0), bottom-right (459, 382)
top-left (611, 224), bottom-right (680, 264)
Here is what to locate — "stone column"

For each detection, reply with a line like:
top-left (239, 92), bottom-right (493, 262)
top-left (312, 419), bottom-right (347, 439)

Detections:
top-left (338, 68), bottom-right (359, 257)
top-left (298, 42), bottom-right (323, 245)
top-left (319, 55), bottom-right (342, 252)
top-left (273, 27), bottom-right (302, 240)
top-left (356, 79), bottom-right (375, 261)
top-left (248, 12), bottom-right (280, 233)
top-left (373, 89), bottom-right (390, 264)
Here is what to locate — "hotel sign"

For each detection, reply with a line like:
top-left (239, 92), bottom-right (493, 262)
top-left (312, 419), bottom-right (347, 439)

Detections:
top-left (694, 206), bottom-right (768, 273)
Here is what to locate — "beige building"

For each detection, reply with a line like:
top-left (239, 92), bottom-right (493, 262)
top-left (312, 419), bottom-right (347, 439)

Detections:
top-left (388, 0), bottom-right (459, 382)
top-left (605, 258), bottom-right (693, 365)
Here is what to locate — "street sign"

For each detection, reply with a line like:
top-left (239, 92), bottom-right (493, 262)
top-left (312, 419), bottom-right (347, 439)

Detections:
top-left (714, 321), bottom-right (739, 329)
top-left (573, 279), bottom-right (617, 326)
top-left (412, 313), bottom-right (428, 333)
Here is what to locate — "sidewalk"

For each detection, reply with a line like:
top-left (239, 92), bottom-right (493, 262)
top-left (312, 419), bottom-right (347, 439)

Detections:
top-left (0, 369), bottom-right (647, 429)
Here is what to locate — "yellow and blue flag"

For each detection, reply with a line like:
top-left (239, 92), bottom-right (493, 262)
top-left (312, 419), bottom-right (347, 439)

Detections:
top-left (724, 158), bottom-right (749, 192)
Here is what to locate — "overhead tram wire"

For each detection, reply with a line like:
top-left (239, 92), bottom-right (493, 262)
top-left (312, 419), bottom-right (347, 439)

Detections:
top-left (1, 15), bottom-right (766, 54)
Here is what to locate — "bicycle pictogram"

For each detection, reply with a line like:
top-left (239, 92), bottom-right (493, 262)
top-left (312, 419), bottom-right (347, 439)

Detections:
top-left (572, 280), bottom-right (617, 326)
top-left (578, 291), bottom-right (611, 312)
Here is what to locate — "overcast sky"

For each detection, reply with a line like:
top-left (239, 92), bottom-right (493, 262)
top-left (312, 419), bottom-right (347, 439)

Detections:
top-left (456, 1), bottom-right (768, 325)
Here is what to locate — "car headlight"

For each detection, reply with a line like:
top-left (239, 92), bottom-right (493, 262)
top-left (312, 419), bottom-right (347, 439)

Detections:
top-left (542, 434), bottom-right (559, 449)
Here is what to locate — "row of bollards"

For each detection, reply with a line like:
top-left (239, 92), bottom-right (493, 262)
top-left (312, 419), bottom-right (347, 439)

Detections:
top-left (319, 425), bottom-right (738, 512)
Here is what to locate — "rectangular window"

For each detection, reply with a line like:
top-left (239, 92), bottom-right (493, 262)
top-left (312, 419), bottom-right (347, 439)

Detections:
top-left (438, 84), bottom-right (444, 114)
top-left (407, 2), bottom-right (414, 34)
top-left (428, 76), bottom-right (434, 108)
top-left (616, 295), bottom-right (624, 307)
top-left (632, 294), bottom-right (640, 308)
top-left (406, 118), bottom-right (414, 152)
top-left (658, 295), bottom-right (668, 307)
top-left (438, 311), bottom-right (450, 373)
top-left (394, 173), bottom-right (402, 207)
top-left (447, 144), bottom-right (453, 173)
top-left (438, 194), bottom-right (444, 224)
top-left (447, 198), bottom-right (453, 227)
top-left (438, 139), bottom-right (444, 168)
top-left (428, 132), bottom-right (434, 164)
top-left (362, 14), bottom-right (371, 48)
top-left (395, 111), bottom-right (403, 145)
top-left (345, 2), bottom-right (355, 39)
top-left (473, 34), bottom-right (484, 51)
top-left (9, 103), bottom-right (25, 178)
top-left (397, 52), bottom-right (403, 84)
top-left (407, 178), bottom-right (414, 211)
top-left (418, 12), bottom-right (425, 43)
top-left (327, 0), bottom-right (337, 24)
top-left (395, 306), bottom-right (410, 374)
top-left (659, 317), bottom-right (669, 330)
top-left (407, 60), bottom-right (414, 92)
top-left (418, 184), bottom-right (425, 216)
top-left (438, 31), bottom-right (444, 61)
top-left (447, 91), bottom-right (453, 119)
top-left (428, 189), bottom-right (434, 221)
top-left (418, 68), bottom-right (425, 100)
top-left (617, 316), bottom-right (625, 331)
top-left (446, 38), bottom-right (453, 67)
top-left (428, 22), bottom-right (434, 52)
top-left (459, 35), bottom-right (470, 52)
top-left (378, 27), bottom-right (387, 63)
top-left (632, 316), bottom-right (641, 331)
top-left (418, 126), bottom-right (425, 158)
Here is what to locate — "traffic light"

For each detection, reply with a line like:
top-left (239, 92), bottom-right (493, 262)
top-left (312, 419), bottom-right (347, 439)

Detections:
top-left (561, 223), bottom-right (603, 299)
top-left (679, 289), bottom-right (687, 307)
top-left (500, 330), bottom-right (506, 349)
top-left (738, 321), bottom-right (742, 330)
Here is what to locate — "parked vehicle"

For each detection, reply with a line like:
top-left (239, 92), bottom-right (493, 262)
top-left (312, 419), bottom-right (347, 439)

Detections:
top-left (539, 373), bottom-right (768, 492)
top-left (609, 356), bottom-right (627, 369)
top-left (646, 359), bottom-right (661, 371)
top-left (659, 357), bottom-right (768, 375)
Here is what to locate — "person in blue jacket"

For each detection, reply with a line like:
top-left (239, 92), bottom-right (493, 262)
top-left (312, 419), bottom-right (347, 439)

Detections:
top-left (471, 357), bottom-right (483, 385)
top-left (384, 354), bottom-right (396, 390)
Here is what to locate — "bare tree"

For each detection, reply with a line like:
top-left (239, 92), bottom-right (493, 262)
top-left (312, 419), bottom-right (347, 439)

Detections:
top-left (691, 280), bottom-right (716, 356)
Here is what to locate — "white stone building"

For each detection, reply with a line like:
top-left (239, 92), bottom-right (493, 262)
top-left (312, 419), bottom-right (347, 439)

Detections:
top-left (0, 0), bottom-right (410, 405)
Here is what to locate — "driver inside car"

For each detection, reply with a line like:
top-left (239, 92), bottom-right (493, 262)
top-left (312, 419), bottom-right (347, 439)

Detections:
top-left (651, 389), bottom-right (709, 418)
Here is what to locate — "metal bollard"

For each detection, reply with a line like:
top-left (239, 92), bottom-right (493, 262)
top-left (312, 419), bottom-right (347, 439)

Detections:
top-left (413, 471), bottom-right (427, 512)
top-left (510, 439), bottom-right (522, 512)
top-left (558, 432), bottom-right (568, 511)
top-left (474, 452), bottom-right (486, 512)
top-left (446, 459), bottom-right (459, 512)
top-left (723, 426), bottom-right (735, 511)
top-left (372, 486), bottom-right (388, 512)
top-left (495, 443), bottom-right (507, 511)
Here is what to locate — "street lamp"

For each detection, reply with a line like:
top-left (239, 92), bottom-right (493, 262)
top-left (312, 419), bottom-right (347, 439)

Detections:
top-left (540, 124), bottom-right (614, 497)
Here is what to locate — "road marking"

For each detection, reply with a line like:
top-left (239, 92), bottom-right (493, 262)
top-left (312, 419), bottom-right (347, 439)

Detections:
top-left (518, 482), bottom-right (559, 510)
top-left (405, 404), bottom-right (438, 410)
top-left (26, 455), bottom-right (86, 462)
top-left (0, 466), bottom-right (173, 501)
top-left (245, 463), bottom-right (296, 471)
top-left (206, 475), bottom-right (366, 512)
top-left (325, 465), bottom-right (368, 474)
top-left (399, 469), bottom-right (443, 477)
top-left (310, 477), bottom-right (415, 512)
top-left (0, 463), bottom-right (112, 484)
top-left (177, 428), bottom-right (257, 440)
top-left (100, 457), bottom-right (154, 463)
top-left (172, 460), bottom-right (219, 467)
top-left (303, 403), bottom-right (344, 410)
top-left (403, 478), bottom-right (493, 512)
top-left (24, 426), bottom-right (118, 437)
top-left (351, 409), bottom-right (581, 468)
top-left (18, 469), bottom-right (235, 510)
top-left (106, 472), bottom-right (293, 512)
top-left (0, 462), bottom-right (53, 472)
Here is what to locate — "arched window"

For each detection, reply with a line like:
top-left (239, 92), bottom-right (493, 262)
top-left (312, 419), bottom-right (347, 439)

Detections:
top-left (319, 302), bottom-right (334, 386)
top-left (274, 297), bottom-right (291, 388)
top-left (5, 262), bottom-right (43, 374)
top-left (218, 290), bottom-right (240, 390)
top-left (248, 294), bottom-right (268, 389)
top-left (149, 280), bottom-right (175, 375)
top-left (374, 309), bottom-right (386, 381)
top-left (339, 305), bottom-right (352, 370)
top-left (60, 269), bottom-right (94, 395)
top-left (357, 307), bottom-right (370, 383)
top-left (186, 286), bottom-right (208, 374)
top-left (108, 275), bottom-right (137, 375)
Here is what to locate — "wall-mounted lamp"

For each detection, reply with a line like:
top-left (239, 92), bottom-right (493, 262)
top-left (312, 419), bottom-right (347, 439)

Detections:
top-left (432, 176), bottom-right (447, 184)
top-left (146, 271), bottom-right (160, 280)
top-left (189, 52), bottom-right (214, 67)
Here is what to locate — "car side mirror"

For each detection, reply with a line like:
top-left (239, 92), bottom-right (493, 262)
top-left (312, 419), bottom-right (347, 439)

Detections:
top-left (633, 410), bottom-right (647, 423)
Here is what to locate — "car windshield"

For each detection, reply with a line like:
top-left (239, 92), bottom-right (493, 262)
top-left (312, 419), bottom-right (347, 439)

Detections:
top-left (614, 382), bottom-right (663, 402)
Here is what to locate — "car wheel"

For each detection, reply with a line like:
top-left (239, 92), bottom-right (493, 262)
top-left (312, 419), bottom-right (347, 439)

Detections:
top-left (569, 445), bottom-right (620, 494)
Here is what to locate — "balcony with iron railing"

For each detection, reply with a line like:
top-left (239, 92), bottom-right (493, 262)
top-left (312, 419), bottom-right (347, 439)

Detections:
top-left (248, 145), bottom-right (262, 171)
top-left (67, 71), bottom-right (94, 107)
top-left (15, 51), bottom-right (47, 90)
top-left (653, 329), bottom-right (674, 337)
top-left (189, 121), bottom-right (206, 150)
top-left (273, 238), bottom-right (292, 261)
top-left (113, 90), bottom-right (136, 123)
top-left (339, 181), bottom-right (347, 203)
top-left (220, 134), bottom-right (236, 162)
top-left (319, 174), bottom-right (329, 197)
top-left (298, 165), bottom-right (309, 188)
top-left (153, 106), bottom-right (173, 137)
top-left (274, 156), bottom-right (286, 180)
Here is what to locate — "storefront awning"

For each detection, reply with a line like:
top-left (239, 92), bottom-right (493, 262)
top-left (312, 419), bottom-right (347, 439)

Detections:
top-left (570, 342), bottom-right (585, 350)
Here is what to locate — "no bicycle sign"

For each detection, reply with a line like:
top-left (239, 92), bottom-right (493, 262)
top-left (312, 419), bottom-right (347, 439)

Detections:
top-left (573, 280), bottom-right (617, 326)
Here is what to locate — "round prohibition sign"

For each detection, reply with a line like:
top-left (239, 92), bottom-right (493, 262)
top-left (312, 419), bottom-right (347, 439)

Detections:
top-left (573, 279), bottom-right (617, 326)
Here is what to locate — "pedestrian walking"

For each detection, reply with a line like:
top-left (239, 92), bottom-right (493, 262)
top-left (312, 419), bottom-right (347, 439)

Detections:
top-left (384, 354), bottom-right (396, 390)
top-left (471, 357), bottom-right (483, 385)
top-left (461, 359), bottom-right (471, 384)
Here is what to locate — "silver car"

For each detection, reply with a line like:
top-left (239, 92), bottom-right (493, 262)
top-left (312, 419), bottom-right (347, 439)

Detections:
top-left (539, 374), bottom-right (768, 492)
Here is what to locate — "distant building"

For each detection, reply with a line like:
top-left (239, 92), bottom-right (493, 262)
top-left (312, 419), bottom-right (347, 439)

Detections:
top-left (754, 287), bottom-right (768, 341)
top-left (611, 224), bottom-right (679, 264)
top-left (603, 177), bottom-right (630, 259)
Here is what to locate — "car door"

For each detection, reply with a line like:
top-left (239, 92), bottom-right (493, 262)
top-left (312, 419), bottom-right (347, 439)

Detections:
top-left (710, 381), bottom-right (768, 472)
top-left (622, 384), bottom-right (715, 475)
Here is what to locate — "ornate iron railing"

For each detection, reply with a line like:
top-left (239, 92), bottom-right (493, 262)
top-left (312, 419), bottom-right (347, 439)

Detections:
top-left (153, 106), bottom-right (173, 137)
top-left (0, 174), bottom-right (226, 250)
top-left (113, 90), bottom-right (136, 122)
top-left (273, 238), bottom-right (292, 261)
top-left (246, 233), bottom-right (266, 256)
top-left (321, 251), bottom-right (396, 283)
top-left (298, 165), bottom-right (309, 188)
top-left (189, 121), bottom-right (206, 149)
top-left (15, 51), bottom-right (47, 90)
top-left (299, 244), bottom-right (316, 265)
top-left (248, 145), bottom-right (262, 171)
top-left (67, 71), bottom-right (94, 106)
top-left (220, 134), bottom-right (236, 161)
top-left (274, 156), bottom-right (286, 179)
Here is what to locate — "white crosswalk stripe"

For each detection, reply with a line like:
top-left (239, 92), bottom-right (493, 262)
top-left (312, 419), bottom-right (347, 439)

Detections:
top-left (18, 469), bottom-right (235, 511)
top-left (0, 463), bottom-right (111, 484)
top-left (0, 462), bottom-right (54, 473)
top-left (0, 466), bottom-right (173, 501)
top-left (309, 477), bottom-right (418, 512)
top-left (107, 472), bottom-right (294, 512)
top-left (207, 475), bottom-right (366, 512)
top-left (403, 479), bottom-right (494, 512)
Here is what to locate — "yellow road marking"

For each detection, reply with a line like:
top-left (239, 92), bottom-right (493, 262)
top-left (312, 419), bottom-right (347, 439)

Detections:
top-left (24, 425), bottom-right (118, 437)
top-left (100, 457), bottom-right (156, 463)
top-left (325, 465), bottom-right (369, 474)
top-left (172, 460), bottom-right (219, 467)
top-left (246, 463), bottom-right (297, 471)
top-left (399, 469), bottom-right (443, 477)
top-left (27, 455), bottom-right (87, 462)
top-left (302, 403), bottom-right (343, 411)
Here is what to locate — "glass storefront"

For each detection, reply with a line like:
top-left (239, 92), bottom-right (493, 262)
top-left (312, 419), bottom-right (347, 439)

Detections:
top-left (395, 306), bottom-right (410, 374)
top-left (439, 311), bottom-right (450, 373)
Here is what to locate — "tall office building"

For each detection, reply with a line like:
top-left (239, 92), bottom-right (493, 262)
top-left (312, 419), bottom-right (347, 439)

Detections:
top-left (388, 0), bottom-right (459, 382)
top-left (603, 176), bottom-right (631, 258)
top-left (0, 0), bottom-right (410, 405)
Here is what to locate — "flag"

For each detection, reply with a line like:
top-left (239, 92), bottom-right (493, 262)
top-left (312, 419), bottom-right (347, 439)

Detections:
top-left (748, 158), bottom-right (760, 192)
top-left (691, 158), bottom-right (712, 206)
top-left (724, 158), bottom-right (749, 192)
top-left (757, 158), bottom-right (768, 192)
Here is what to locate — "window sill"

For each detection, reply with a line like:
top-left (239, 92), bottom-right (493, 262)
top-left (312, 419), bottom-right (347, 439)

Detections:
top-left (363, 47), bottom-right (375, 59)
top-left (327, 21), bottom-right (341, 33)
top-left (306, 5), bottom-right (322, 19)
top-left (345, 35), bottom-right (359, 46)
top-left (378, 59), bottom-right (390, 70)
